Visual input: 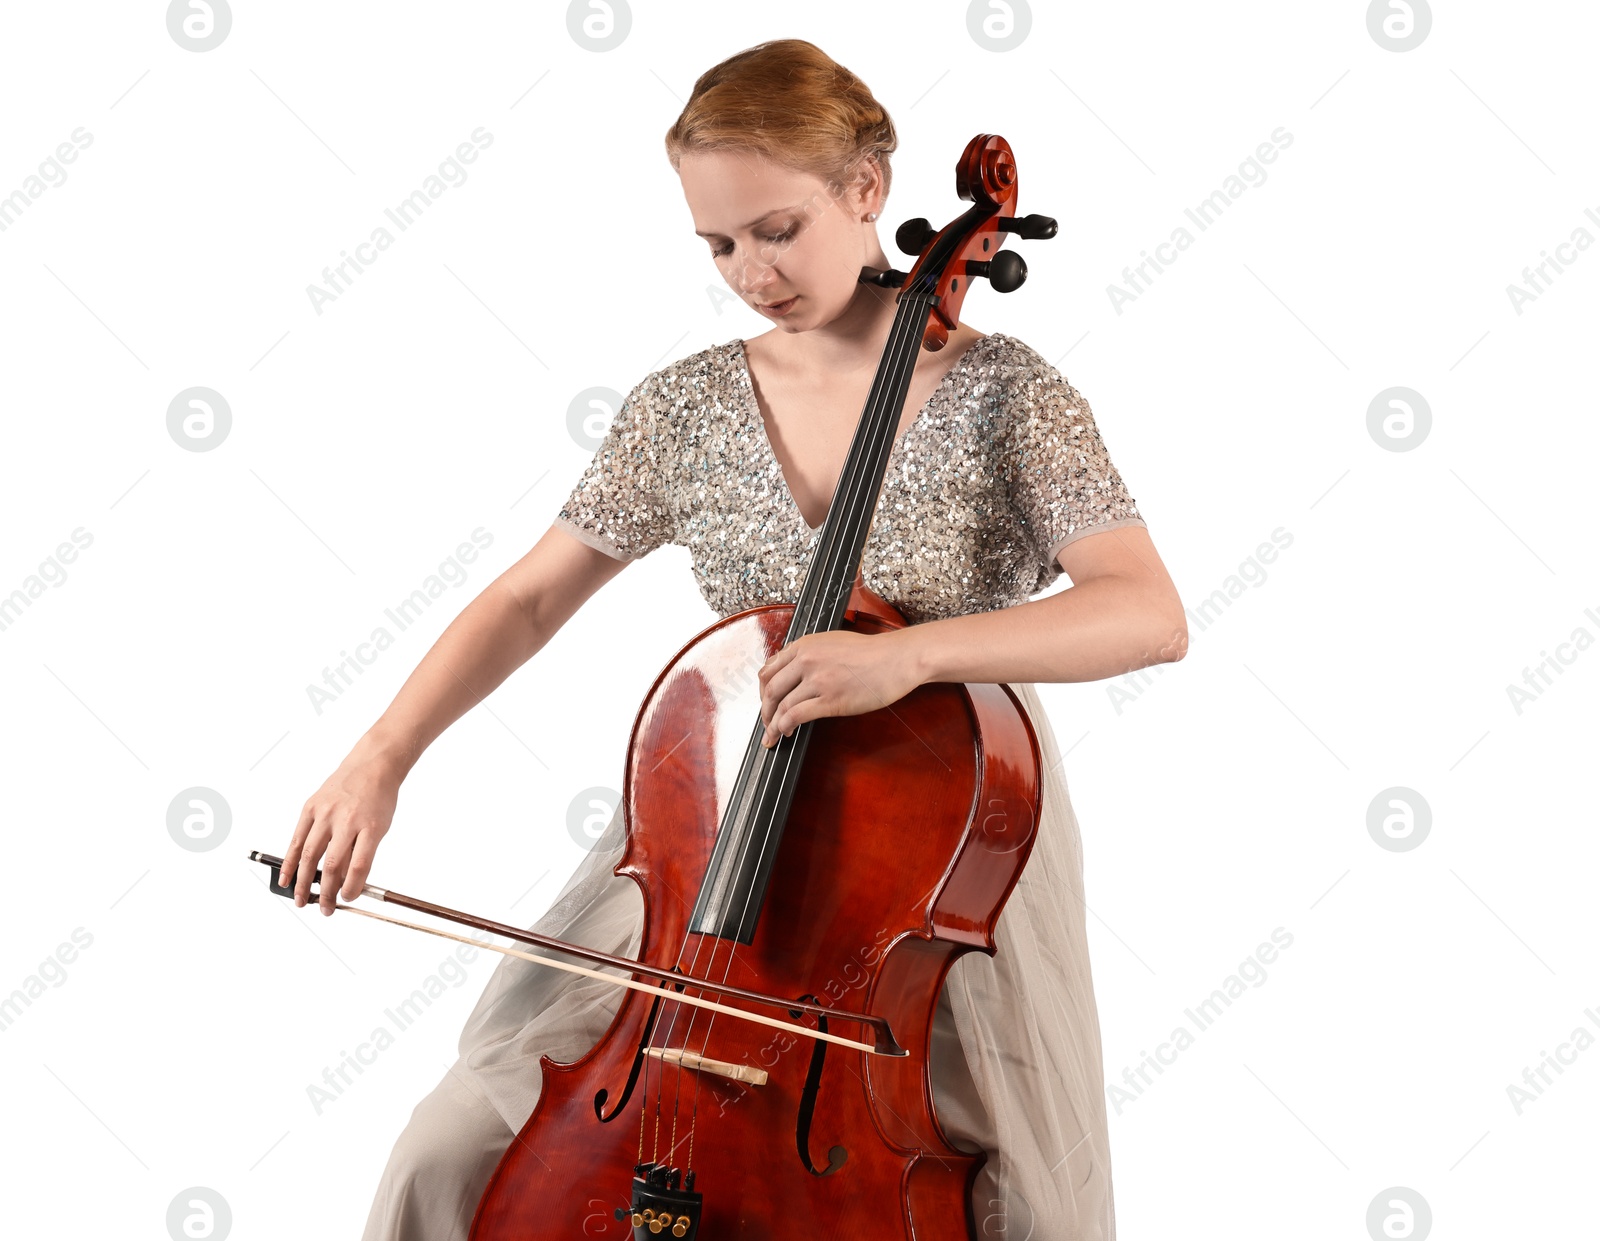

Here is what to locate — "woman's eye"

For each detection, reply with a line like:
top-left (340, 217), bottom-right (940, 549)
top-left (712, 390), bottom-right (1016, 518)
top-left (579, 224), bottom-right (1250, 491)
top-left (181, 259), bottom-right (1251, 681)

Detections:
top-left (711, 228), bottom-right (796, 259)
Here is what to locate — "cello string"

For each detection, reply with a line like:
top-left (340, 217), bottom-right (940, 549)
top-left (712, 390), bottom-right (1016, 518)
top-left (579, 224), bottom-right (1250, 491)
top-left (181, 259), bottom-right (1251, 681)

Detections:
top-left (695, 292), bottom-right (929, 995)
top-left (702, 291), bottom-right (930, 975)
top-left (642, 290), bottom-right (928, 1150)
top-left (670, 293), bottom-right (925, 999)
top-left (657, 286), bottom-right (934, 1146)
top-left (668, 292), bottom-right (931, 1147)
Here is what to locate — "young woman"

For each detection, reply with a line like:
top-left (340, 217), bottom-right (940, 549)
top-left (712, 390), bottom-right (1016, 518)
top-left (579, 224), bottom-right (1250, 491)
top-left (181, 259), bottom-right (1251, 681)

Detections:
top-left (278, 37), bottom-right (1184, 1241)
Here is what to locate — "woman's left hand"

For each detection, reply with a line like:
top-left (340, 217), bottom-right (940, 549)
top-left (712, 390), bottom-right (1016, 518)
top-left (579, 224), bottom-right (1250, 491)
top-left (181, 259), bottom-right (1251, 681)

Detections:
top-left (758, 629), bottom-right (924, 747)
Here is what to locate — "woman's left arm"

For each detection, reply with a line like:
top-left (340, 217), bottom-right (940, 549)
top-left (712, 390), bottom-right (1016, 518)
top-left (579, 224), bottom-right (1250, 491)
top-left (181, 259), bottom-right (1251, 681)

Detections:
top-left (758, 524), bottom-right (1186, 747)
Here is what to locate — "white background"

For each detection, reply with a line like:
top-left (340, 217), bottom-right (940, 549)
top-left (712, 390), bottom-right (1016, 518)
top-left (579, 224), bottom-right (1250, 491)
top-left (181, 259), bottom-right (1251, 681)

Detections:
top-left (1, 1), bottom-right (1594, 1238)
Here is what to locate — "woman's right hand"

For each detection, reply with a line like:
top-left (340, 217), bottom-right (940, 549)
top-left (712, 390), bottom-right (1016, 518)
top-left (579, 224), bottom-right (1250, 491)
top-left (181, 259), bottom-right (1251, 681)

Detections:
top-left (278, 749), bottom-right (403, 916)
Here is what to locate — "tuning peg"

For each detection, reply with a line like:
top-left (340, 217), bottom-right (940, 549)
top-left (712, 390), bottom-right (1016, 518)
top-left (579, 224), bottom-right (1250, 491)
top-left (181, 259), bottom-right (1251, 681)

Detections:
top-left (895, 217), bottom-right (937, 256)
top-left (997, 213), bottom-right (1057, 241)
top-left (858, 265), bottom-right (907, 288)
top-left (966, 250), bottom-right (1027, 293)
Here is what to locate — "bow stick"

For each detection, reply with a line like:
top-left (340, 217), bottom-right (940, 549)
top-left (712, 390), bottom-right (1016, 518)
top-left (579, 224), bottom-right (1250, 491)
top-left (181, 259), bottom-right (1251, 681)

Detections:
top-left (248, 851), bottom-right (905, 1058)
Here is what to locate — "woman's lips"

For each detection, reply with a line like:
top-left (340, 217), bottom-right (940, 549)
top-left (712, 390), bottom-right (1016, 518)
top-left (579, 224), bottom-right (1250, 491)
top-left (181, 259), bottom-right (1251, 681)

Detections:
top-left (758, 296), bottom-right (797, 316)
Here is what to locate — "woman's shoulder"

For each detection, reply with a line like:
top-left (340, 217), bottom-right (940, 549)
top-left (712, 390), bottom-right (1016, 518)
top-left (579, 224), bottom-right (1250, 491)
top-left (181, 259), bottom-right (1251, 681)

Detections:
top-left (623, 338), bottom-right (747, 414)
top-left (955, 331), bottom-right (1094, 418)
top-left (968, 331), bottom-right (1070, 382)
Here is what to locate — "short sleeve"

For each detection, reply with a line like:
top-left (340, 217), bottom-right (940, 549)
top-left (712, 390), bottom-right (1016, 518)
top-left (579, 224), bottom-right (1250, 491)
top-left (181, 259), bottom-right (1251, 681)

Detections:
top-left (1006, 345), bottom-right (1146, 569)
top-left (553, 377), bottom-right (675, 561)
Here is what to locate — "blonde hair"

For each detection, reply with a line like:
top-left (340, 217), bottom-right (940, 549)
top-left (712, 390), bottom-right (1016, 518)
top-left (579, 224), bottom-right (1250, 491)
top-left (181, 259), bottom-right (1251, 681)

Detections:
top-left (664, 39), bottom-right (898, 203)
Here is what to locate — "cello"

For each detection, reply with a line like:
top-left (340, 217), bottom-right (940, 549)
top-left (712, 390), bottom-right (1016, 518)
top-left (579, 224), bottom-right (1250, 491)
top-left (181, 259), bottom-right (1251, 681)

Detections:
top-left (254, 132), bottom-right (1059, 1239)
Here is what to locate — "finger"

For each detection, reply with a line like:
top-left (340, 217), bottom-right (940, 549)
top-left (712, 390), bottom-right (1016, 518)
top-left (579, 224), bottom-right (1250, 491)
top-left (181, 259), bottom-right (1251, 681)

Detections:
top-left (280, 803), bottom-right (315, 886)
top-left (344, 831), bottom-right (380, 900)
top-left (762, 677), bottom-right (793, 743)
top-left (294, 819), bottom-right (331, 908)
top-left (757, 648), bottom-right (792, 696)
top-left (761, 652), bottom-right (811, 726)
top-left (766, 687), bottom-right (825, 745)
top-left (318, 834), bottom-right (352, 916)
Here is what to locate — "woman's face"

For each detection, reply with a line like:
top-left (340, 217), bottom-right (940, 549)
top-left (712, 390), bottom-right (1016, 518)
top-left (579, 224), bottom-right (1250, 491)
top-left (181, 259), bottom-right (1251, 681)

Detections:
top-left (677, 149), bottom-right (880, 333)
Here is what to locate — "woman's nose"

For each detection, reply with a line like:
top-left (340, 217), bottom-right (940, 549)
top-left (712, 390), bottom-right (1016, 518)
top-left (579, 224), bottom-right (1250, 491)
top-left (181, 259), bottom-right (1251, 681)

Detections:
top-left (733, 247), bottom-right (776, 292)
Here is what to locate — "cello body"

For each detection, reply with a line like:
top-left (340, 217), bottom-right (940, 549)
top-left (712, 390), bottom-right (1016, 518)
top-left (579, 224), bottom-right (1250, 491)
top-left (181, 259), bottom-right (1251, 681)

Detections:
top-left (469, 585), bottom-right (1043, 1239)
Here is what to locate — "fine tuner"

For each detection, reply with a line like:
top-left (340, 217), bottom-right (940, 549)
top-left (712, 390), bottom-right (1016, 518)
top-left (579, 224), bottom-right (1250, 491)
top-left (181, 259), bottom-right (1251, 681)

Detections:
top-left (860, 212), bottom-right (1057, 294)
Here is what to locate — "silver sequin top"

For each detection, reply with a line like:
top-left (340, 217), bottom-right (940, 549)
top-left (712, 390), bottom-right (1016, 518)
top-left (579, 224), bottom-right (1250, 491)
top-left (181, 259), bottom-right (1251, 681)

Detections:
top-left (554, 332), bottom-right (1146, 624)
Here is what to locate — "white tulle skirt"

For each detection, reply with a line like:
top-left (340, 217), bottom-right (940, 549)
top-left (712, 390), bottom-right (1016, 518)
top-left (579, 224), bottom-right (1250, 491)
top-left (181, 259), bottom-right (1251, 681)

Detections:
top-left (362, 680), bottom-right (1115, 1241)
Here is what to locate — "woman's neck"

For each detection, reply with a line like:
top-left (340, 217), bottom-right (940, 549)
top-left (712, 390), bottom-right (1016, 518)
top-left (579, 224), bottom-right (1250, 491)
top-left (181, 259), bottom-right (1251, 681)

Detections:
top-left (756, 271), bottom-right (906, 377)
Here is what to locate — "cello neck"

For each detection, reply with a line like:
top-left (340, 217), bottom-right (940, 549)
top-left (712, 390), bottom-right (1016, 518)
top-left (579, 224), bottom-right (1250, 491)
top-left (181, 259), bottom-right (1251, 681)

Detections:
top-left (687, 289), bottom-right (939, 945)
top-left (783, 289), bottom-right (938, 644)
top-left (688, 148), bottom-right (1034, 945)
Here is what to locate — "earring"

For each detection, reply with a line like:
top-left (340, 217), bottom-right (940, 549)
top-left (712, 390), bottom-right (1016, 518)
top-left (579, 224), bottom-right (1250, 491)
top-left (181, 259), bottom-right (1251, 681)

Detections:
top-left (866, 211), bottom-right (878, 222)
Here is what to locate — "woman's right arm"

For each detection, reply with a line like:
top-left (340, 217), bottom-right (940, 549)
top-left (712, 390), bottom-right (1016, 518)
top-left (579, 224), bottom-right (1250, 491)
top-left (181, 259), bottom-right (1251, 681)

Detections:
top-left (278, 524), bottom-right (630, 914)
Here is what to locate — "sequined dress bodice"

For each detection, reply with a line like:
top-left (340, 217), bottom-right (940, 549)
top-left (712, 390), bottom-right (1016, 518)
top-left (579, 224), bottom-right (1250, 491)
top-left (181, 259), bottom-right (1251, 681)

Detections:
top-left (555, 332), bottom-right (1145, 623)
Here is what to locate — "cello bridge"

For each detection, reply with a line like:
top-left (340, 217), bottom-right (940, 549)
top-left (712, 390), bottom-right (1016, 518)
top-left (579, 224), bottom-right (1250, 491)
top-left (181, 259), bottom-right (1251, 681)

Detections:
top-left (643, 1046), bottom-right (768, 1086)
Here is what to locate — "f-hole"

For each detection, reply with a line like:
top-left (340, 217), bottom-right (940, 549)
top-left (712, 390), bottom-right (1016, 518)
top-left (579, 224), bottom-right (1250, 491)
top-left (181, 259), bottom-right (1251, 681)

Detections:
top-left (594, 988), bottom-right (667, 1122)
top-left (793, 996), bottom-right (847, 1175)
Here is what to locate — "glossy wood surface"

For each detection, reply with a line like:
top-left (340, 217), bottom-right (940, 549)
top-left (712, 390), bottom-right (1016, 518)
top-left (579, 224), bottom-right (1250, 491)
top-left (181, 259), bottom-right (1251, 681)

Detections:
top-left (469, 588), bottom-right (1042, 1239)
